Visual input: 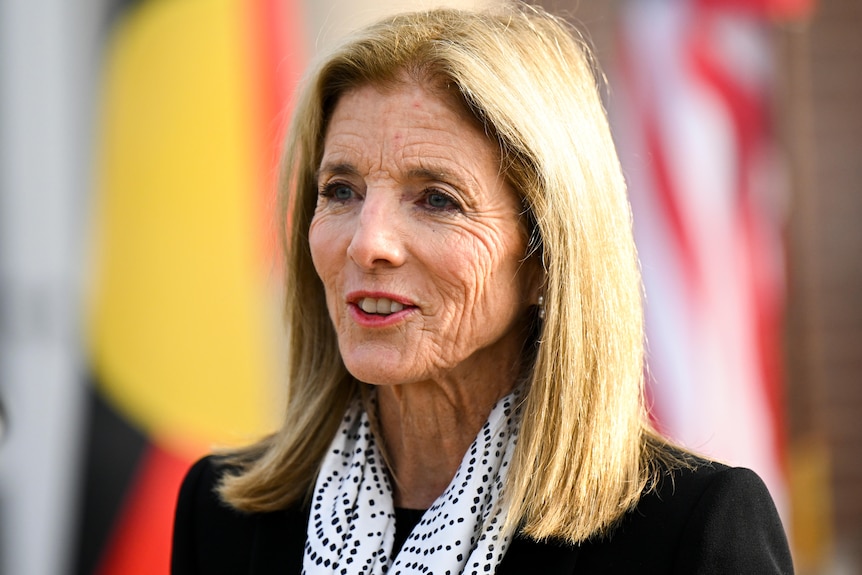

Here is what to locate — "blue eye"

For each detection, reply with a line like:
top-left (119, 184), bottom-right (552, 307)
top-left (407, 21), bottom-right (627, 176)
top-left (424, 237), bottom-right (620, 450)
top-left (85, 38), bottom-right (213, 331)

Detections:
top-left (426, 191), bottom-right (458, 211)
top-left (320, 182), bottom-right (354, 201)
top-left (333, 186), bottom-right (353, 200)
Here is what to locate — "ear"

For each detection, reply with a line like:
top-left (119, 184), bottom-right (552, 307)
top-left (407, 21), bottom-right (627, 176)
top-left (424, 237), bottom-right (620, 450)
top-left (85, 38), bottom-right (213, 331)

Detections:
top-left (521, 249), bottom-right (546, 306)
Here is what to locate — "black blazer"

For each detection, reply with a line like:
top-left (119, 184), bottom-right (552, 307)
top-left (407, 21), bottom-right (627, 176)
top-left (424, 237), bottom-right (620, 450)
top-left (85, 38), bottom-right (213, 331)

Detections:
top-left (172, 455), bottom-right (793, 574)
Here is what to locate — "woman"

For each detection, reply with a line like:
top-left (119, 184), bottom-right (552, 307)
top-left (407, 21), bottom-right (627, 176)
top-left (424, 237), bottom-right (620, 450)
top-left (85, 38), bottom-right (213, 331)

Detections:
top-left (172, 5), bottom-right (794, 574)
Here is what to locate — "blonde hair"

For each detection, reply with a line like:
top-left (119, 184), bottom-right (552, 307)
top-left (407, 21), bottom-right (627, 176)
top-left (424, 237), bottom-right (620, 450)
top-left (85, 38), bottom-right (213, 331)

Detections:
top-left (220, 4), bottom-right (672, 543)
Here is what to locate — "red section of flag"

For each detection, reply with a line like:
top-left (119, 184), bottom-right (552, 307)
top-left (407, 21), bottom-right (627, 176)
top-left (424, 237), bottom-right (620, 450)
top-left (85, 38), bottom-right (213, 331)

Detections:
top-left (695, 0), bottom-right (816, 20)
top-left (96, 445), bottom-right (192, 575)
top-left (245, 0), bottom-right (307, 267)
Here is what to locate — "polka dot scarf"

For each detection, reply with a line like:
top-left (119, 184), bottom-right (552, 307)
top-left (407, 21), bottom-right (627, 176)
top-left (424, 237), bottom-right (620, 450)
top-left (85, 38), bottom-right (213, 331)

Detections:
top-left (302, 390), bottom-right (522, 575)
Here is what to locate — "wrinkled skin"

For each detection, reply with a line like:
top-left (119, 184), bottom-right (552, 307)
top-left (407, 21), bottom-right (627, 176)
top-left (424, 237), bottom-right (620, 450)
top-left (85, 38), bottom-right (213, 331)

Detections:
top-left (308, 80), bottom-right (539, 506)
top-left (310, 81), bottom-right (537, 390)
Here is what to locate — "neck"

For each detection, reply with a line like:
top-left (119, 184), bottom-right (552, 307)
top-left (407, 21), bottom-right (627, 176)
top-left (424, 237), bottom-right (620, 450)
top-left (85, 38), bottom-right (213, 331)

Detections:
top-left (376, 368), bottom-right (520, 509)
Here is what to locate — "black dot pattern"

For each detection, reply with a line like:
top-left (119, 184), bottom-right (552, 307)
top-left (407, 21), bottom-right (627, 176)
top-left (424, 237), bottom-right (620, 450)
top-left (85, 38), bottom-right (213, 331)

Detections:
top-left (303, 405), bottom-right (396, 574)
top-left (302, 389), bottom-right (523, 575)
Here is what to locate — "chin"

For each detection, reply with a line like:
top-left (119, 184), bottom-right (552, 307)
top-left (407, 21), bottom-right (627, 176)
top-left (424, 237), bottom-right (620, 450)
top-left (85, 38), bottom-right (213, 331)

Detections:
top-left (344, 365), bottom-right (412, 387)
top-left (338, 338), bottom-right (446, 386)
top-left (341, 353), bottom-right (412, 387)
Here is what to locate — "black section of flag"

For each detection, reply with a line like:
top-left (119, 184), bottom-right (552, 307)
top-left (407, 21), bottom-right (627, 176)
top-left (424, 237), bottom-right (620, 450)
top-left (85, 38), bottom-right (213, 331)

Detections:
top-left (73, 378), bottom-right (148, 575)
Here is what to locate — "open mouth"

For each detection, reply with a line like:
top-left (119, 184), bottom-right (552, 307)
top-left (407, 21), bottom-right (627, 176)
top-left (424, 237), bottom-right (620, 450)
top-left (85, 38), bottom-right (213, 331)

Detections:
top-left (356, 297), bottom-right (405, 316)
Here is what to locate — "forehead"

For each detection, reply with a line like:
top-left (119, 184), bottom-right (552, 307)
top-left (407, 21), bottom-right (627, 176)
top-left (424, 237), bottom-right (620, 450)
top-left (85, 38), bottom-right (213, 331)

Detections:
top-left (325, 72), bottom-right (479, 130)
top-left (320, 82), bottom-right (499, 174)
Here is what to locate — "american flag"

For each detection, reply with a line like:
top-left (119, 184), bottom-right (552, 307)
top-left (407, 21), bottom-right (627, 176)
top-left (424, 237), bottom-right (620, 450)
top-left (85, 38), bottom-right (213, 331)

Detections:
top-left (611, 0), bottom-right (812, 521)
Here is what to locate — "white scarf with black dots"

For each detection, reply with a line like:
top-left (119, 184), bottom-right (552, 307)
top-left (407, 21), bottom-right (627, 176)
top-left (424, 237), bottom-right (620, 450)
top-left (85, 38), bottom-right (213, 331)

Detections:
top-left (302, 390), bottom-right (522, 575)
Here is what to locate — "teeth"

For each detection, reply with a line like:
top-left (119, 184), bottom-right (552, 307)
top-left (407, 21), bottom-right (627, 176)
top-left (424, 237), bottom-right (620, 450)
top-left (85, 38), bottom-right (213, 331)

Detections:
top-left (358, 297), bottom-right (405, 315)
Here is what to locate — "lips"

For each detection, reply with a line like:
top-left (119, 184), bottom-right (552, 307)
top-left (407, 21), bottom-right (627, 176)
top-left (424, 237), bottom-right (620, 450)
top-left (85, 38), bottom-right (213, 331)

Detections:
top-left (346, 291), bottom-right (416, 322)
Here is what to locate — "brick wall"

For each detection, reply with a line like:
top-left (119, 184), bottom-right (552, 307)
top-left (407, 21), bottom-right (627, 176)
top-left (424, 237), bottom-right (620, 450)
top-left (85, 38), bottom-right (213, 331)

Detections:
top-left (780, 0), bottom-right (862, 570)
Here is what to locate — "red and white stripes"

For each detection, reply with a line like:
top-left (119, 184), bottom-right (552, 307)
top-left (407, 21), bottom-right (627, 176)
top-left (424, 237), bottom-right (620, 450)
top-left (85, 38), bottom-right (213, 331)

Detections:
top-left (612, 0), bottom-right (795, 519)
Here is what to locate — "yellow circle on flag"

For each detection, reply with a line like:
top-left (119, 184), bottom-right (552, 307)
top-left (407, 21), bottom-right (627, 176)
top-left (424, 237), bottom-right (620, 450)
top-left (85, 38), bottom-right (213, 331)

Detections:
top-left (89, 0), bottom-right (281, 456)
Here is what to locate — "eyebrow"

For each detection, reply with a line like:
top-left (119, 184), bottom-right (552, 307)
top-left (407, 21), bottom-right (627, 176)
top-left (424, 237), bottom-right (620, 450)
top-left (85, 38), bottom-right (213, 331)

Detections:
top-left (406, 166), bottom-right (476, 193)
top-left (315, 162), bottom-right (360, 182)
top-left (316, 162), bottom-right (477, 192)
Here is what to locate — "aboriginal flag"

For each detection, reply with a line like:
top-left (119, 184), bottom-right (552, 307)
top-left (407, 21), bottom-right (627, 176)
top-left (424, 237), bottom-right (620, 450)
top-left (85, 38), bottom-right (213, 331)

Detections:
top-left (77, 1), bottom-right (304, 573)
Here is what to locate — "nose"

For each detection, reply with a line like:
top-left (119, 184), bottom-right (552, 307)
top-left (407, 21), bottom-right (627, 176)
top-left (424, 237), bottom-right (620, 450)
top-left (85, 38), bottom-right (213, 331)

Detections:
top-left (346, 192), bottom-right (406, 269)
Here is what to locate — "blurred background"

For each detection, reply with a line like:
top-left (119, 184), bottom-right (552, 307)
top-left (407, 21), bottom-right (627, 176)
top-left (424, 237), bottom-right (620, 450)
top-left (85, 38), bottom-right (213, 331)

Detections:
top-left (0, 0), bottom-right (858, 573)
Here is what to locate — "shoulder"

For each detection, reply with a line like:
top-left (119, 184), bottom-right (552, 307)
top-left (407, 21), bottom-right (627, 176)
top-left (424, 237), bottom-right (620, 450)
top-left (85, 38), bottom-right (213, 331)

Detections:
top-left (171, 456), bottom-right (307, 575)
top-left (171, 456), bottom-right (260, 574)
top-left (576, 452), bottom-right (794, 574)
top-left (174, 456), bottom-right (256, 532)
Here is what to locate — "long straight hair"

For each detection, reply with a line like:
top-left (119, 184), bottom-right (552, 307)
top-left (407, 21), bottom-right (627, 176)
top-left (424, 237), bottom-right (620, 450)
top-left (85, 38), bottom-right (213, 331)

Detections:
top-left (220, 4), bottom-right (672, 543)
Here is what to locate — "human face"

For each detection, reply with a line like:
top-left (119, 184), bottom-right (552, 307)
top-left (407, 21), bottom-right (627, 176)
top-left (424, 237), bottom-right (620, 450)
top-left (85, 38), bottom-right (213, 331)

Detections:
top-left (309, 81), bottom-right (537, 389)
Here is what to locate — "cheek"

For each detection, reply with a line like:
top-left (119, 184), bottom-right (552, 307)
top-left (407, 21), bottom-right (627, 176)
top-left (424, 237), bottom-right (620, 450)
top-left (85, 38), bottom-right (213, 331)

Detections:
top-left (441, 234), bottom-right (521, 319)
top-left (308, 222), bottom-right (347, 326)
top-left (308, 218), bottom-right (340, 280)
top-left (479, 236), bottom-right (532, 315)
top-left (427, 233), bottom-right (487, 294)
top-left (308, 221), bottom-right (345, 326)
